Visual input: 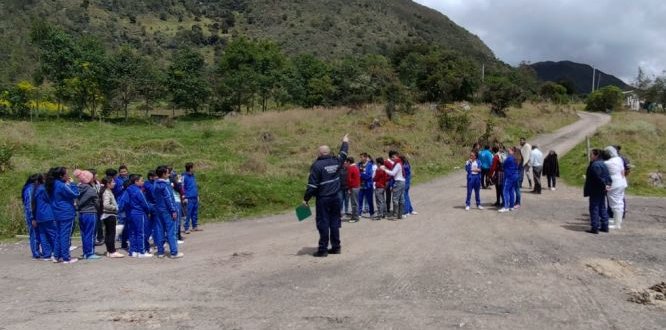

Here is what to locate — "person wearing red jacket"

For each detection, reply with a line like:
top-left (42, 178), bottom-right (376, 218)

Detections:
top-left (373, 157), bottom-right (389, 220)
top-left (345, 157), bottom-right (361, 222)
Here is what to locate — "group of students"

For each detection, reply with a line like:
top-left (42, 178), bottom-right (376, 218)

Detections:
top-left (339, 151), bottom-right (417, 222)
top-left (21, 163), bottom-right (201, 263)
top-left (464, 137), bottom-right (561, 212)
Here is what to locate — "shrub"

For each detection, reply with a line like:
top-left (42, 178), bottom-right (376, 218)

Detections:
top-left (0, 143), bottom-right (13, 172)
top-left (483, 77), bottom-right (524, 117)
top-left (585, 86), bottom-right (623, 112)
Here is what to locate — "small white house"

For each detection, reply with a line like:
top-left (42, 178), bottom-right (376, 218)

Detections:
top-left (623, 90), bottom-right (640, 111)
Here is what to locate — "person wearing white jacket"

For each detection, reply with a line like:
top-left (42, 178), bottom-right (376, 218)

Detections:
top-left (604, 146), bottom-right (628, 229)
top-left (519, 138), bottom-right (533, 189)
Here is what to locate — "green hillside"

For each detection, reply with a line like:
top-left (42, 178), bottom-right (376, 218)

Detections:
top-left (0, 0), bottom-right (497, 85)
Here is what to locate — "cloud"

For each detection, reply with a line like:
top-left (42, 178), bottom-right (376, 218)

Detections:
top-left (415, 0), bottom-right (666, 82)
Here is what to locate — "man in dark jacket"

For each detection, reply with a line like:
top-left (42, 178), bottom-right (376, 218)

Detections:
top-left (584, 149), bottom-right (612, 234)
top-left (303, 134), bottom-right (349, 257)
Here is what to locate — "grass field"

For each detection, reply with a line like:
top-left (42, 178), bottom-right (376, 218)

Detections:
top-left (559, 111), bottom-right (666, 197)
top-left (0, 102), bottom-right (579, 238)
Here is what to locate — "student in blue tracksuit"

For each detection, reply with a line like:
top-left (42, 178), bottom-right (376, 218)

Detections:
top-left (22, 174), bottom-right (42, 259)
top-left (357, 153), bottom-right (375, 217)
top-left (183, 162), bottom-right (200, 233)
top-left (126, 174), bottom-right (153, 257)
top-left (465, 152), bottom-right (483, 210)
top-left (153, 166), bottom-right (183, 258)
top-left (401, 155), bottom-right (417, 215)
top-left (143, 171), bottom-right (158, 251)
top-left (34, 177), bottom-right (56, 261)
top-left (499, 148), bottom-right (518, 212)
top-left (46, 167), bottom-right (80, 264)
top-left (73, 169), bottom-right (100, 260)
top-left (116, 180), bottom-right (132, 250)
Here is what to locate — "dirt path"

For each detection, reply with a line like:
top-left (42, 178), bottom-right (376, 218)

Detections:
top-left (2, 112), bottom-right (665, 329)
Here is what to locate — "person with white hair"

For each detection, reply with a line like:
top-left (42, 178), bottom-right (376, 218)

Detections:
top-left (303, 134), bottom-right (349, 257)
top-left (603, 146), bottom-right (628, 229)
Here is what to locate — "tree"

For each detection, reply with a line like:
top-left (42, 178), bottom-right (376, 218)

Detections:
top-left (585, 86), bottom-right (623, 112)
top-left (108, 47), bottom-right (159, 120)
top-left (166, 49), bottom-right (210, 114)
top-left (539, 82), bottom-right (568, 104)
top-left (286, 54), bottom-right (333, 107)
top-left (7, 81), bottom-right (36, 118)
top-left (483, 76), bottom-right (524, 117)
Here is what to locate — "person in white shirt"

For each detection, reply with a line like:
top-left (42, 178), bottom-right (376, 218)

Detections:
top-left (520, 137), bottom-right (532, 189)
top-left (530, 145), bottom-right (544, 194)
top-left (380, 150), bottom-right (406, 220)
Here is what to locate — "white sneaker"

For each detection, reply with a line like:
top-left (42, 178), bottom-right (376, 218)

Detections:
top-left (498, 208), bottom-right (509, 213)
top-left (177, 240), bottom-right (184, 244)
top-left (465, 206), bottom-right (470, 211)
top-left (69, 245), bottom-right (78, 251)
top-left (137, 252), bottom-right (153, 258)
top-left (477, 205), bottom-right (484, 210)
top-left (169, 252), bottom-right (184, 259)
top-left (410, 211), bottom-right (419, 215)
top-left (63, 258), bottom-right (78, 264)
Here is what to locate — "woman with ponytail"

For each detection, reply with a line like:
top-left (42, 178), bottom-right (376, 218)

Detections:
top-left (47, 167), bottom-right (80, 264)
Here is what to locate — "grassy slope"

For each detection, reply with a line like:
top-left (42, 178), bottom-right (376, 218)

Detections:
top-left (559, 111), bottom-right (666, 197)
top-left (0, 103), bottom-right (578, 238)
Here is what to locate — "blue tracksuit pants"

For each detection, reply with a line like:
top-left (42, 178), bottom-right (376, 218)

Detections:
top-left (185, 197), bottom-right (199, 230)
top-left (78, 213), bottom-right (97, 258)
top-left (358, 188), bottom-right (374, 215)
top-left (316, 195), bottom-right (342, 253)
top-left (466, 175), bottom-right (481, 207)
top-left (404, 186), bottom-right (414, 214)
top-left (119, 213), bottom-right (131, 249)
top-left (25, 217), bottom-right (41, 258)
top-left (503, 177), bottom-right (516, 209)
top-left (589, 194), bottom-right (609, 231)
top-left (129, 213), bottom-right (149, 254)
top-left (155, 211), bottom-right (178, 256)
top-left (37, 221), bottom-right (56, 259)
top-left (56, 219), bottom-right (75, 261)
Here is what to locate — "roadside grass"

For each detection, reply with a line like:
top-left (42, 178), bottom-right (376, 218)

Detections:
top-left (0, 102), bottom-right (578, 238)
top-left (559, 111), bottom-right (666, 197)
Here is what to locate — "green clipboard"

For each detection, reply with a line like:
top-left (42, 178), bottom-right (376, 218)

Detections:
top-left (296, 204), bottom-right (312, 221)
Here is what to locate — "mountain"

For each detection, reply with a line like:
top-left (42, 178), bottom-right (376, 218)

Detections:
top-left (0, 0), bottom-right (498, 85)
top-left (530, 61), bottom-right (629, 94)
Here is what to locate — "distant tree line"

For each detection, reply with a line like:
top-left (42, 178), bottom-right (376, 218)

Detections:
top-left (0, 23), bottom-right (559, 121)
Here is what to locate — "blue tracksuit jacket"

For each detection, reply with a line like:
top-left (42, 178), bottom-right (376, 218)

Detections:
top-left (479, 149), bottom-right (494, 170)
top-left (50, 180), bottom-right (79, 221)
top-left (34, 185), bottom-right (55, 222)
top-left (127, 185), bottom-right (152, 216)
top-left (359, 161), bottom-right (374, 190)
top-left (183, 172), bottom-right (198, 198)
top-left (154, 179), bottom-right (177, 214)
top-left (503, 155), bottom-right (518, 182)
top-left (143, 180), bottom-right (157, 206)
top-left (22, 184), bottom-right (34, 221)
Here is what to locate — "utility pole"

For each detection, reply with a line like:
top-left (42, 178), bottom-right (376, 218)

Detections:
top-left (591, 67), bottom-right (596, 93)
top-left (481, 63), bottom-right (485, 83)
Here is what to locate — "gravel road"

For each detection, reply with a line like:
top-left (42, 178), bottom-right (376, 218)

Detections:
top-left (1, 112), bottom-right (665, 329)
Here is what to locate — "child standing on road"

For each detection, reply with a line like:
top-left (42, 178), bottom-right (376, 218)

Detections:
top-left (183, 162), bottom-right (201, 233)
top-left (100, 177), bottom-right (124, 258)
top-left (465, 152), bottom-right (483, 211)
top-left (373, 157), bottom-right (388, 220)
top-left (154, 166), bottom-right (183, 258)
top-left (34, 175), bottom-right (56, 261)
top-left (22, 174), bottom-right (42, 259)
top-left (543, 150), bottom-right (560, 191)
top-left (74, 169), bottom-right (101, 260)
top-left (127, 174), bottom-right (153, 258)
top-left (47, 167), bottom-right (80, 264)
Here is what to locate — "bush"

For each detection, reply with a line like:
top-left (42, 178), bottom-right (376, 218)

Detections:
top-left (483, 77), bottom-right (524, 117)
top-left (585, 86), bottom-right (623, 112)
top-left (0, 143), bottom-right (13, 172)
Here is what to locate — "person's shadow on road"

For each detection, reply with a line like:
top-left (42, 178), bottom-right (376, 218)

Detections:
top-left (561, 216), bottom-right (590, 232)
top-left (296, 247), bottom-right (318, 256)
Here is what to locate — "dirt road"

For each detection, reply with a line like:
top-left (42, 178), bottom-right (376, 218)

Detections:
top-left (1, 112), bottom-right (665, 329)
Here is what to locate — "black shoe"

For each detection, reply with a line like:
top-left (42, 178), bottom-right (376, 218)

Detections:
top-left (600, 228), bottom-right (609, 233)
top-left (313, 251), bottom-right (328, 257)
top-left (327, 248), bottom-right (341, 254)
top-left (94, 241), bottom-right (104, 246)
top-left (586, 229), bottom-right (599, 234)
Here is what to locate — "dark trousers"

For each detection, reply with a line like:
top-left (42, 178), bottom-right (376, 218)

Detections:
top-left (315, 196), bottom-right (341, 252)
top-left (532, 166), bottom-right (543, 193)
top-left (96, 217), bottom-right (104, 242)
top-left (589, 194), bottom-right (609, 231)
top-left (358, 188), bottom-right (374, 215)
top-left (385, 184), bottom-right (392, 213)
top-left (102, 216), bottom-right (117, 253)
top-left (547, 175), bottom-right (557, 188)
top-left (481, 168), bottom-right (490, 188)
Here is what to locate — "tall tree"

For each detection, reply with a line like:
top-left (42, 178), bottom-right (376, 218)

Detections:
top-left (167, 49), bottom-right (210, 114)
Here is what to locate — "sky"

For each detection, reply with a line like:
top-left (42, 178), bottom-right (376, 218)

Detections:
top-left (414, 0), bottom-right (666, 83)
